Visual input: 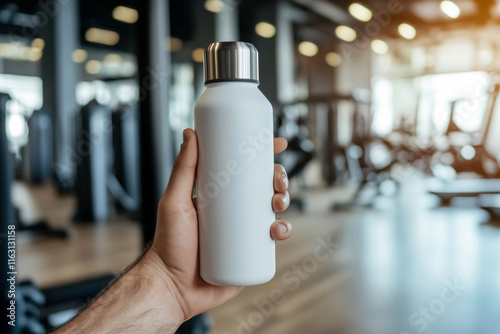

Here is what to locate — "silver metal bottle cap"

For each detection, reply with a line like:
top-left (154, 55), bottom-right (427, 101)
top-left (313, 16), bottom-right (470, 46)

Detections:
top-left (204, 41), bottom-right (259, 84)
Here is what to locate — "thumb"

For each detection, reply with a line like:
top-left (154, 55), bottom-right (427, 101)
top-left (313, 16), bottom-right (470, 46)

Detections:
top-left (162, 128), bottom-right (198, 207)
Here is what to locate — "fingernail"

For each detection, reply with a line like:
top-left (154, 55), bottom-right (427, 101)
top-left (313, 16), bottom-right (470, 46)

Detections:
top-left (279, 223), bottom-right (288, 234)
top-left (183, 130), bottom-right (189, 143)
top-left (280, 194), bottom-right (288, 206)
top-left (281, 173), bottom-right (288, 189)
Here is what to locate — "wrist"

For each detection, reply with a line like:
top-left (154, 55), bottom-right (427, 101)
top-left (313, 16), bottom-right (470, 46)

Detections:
top-left (140, 249), bottom-right (188, 324)
top-left (55, 252), bottom-right (184, 334)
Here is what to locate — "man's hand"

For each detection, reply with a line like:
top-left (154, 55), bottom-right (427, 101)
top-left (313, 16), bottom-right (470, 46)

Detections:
top-left (143, 128), bottom-right (292, 324)
top-left (54, 128), bottom-right (291, 334)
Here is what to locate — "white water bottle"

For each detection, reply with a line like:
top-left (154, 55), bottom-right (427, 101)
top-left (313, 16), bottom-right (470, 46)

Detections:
top-left (194, 42), bottom-right (275, 286)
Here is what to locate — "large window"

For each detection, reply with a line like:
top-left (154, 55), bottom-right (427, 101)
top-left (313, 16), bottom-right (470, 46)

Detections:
top-left (417, 71), bottom-right (489, 139)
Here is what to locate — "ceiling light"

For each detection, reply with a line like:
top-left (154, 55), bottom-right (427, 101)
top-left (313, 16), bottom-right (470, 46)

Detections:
top-left (205, 0), bottom-right (224, 13)
top-left (398, 23), bottom-right (416, 40)
top-left (167, 37), bottom-right (183, 52)
top-left (72, 49), bottom-right (87, 63)
top-left (298, 41), bottom-right (318, 57)
top-left (255, 22), bottom-right (276, 38)
top-left (348, 3), bottom-right (372, 22)
top-left (440, 1), bottom-right (461, 19)
top-left (192, 48), bottom-right (205, 63)
top-left (335, 25), bottom-right (357, 42)
top-left (371, 39), bottom-right (389, 55)
top-left (112, 6), bottom-right (139, 24)
top-left (31, 38), bottom-right (44, 49)
top-left (85, 28), bottom-right (120, 46)
top-left (85, 60), bottom-right (102, 74)
top-left (325, 52), bottom-right (342, 67)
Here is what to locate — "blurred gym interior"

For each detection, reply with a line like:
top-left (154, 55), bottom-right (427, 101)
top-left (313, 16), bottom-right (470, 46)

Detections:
top-left (1, 0), bottom-right (500, 333)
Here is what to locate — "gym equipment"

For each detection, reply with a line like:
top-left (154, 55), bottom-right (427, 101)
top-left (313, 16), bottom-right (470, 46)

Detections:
top-left (428, 82), bottom-right (500, 204)
top-left (14, 281), bottom-right (46, 334)
top-left (275, 104), bottom-right (314, 181)
top-left (322, 103), bottom-right (346, 186)
top-left (278, 94), bottom-right (355, 187)
top-left (74, 100), bottom-right (112, 222)
top-left (27, 107), bottom-right (53, 184)
top-left (1, 95), bottom-right (68, 239)
top-left (333, 93), bottom-right (399, 210)
top-left (39, 274), bottom-right (210, 333)
top-left (429, 179), bottom-right (500, 203)
top-left (274, 101), bottom-right (314, 210)
top-left (111, 104), bottom-right (140, 213)
top-left (74, 100), bottom-right (141, 222)
top-left (383, 115), bottom-right (436, 176)
top-left (479, 194), bottom-right (500, 220)
top-left (14, 208), bottom-right (68, 239)
top-left (433, 83), bottom-right (500, 178)
top-left (39, 274), bottom-right (114, 329)
top-left (276, 91), bottom-right (399, 210)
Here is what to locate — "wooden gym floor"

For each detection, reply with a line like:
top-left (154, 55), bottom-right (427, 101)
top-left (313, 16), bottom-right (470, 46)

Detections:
top-left (15, 178), bottom-right (500, 334)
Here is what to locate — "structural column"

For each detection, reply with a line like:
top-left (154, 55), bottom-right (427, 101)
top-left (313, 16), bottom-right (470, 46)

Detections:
top-left (40, 0), bottom-right (79, 190)
top-left (136, 0), bottom-right (174, 245)
top-left (276, 1), bottom-right (296, 105)
top-left (215, 0), bottom-right (239, 41)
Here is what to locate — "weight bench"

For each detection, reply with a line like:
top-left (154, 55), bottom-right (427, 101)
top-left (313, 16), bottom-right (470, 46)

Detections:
top-left (428, 178), bottom-right (500, 204)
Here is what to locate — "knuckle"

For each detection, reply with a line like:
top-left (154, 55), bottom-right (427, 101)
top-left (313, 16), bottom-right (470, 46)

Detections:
top-left (275, 164), bottom-right (286, 173)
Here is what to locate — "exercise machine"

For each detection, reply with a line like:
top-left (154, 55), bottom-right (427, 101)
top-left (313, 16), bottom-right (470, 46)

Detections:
top-left (428, 82), bottom-right (500, 204)
top-left (332, 93), bottom-right (399, 210)
top-left (27, 107), bottom-right (53, 184)
top-left (432, 84), bottom-right (500, 178)
top-left (73, 100), bottom-right (112, 222)
top-left (74, 101), bottom-right (140, 222)
top-left (479, 194), bottom-right (500, 220)
top-left (275, 101), bottom-right (314, 210)
top-left (111, 104), bottom-right (140, 214)
top-left (1, 95), bottom-right (68, 239)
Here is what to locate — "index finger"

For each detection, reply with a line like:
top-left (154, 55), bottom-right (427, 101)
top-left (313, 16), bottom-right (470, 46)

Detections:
top-left (274, 137), bottom-right (288, 155)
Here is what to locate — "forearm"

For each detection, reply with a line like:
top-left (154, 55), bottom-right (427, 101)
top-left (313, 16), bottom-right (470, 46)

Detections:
top-left (53, 251), bottom-right (184, 334)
